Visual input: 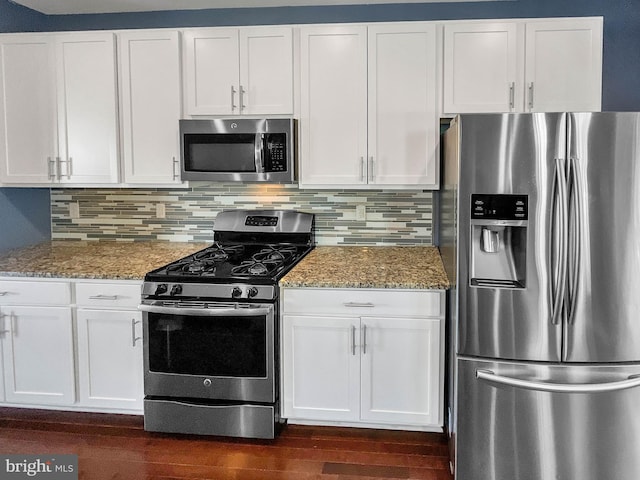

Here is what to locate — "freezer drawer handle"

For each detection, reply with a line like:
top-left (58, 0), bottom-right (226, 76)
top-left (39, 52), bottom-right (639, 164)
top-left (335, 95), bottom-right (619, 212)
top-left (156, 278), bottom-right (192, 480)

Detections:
top-left (477, 369), bottom-right (640, 394)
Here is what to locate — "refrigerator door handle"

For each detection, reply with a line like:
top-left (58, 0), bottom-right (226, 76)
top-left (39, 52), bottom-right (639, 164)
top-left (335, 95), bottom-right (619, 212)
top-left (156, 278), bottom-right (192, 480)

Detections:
top-left (477, 369), bottom-right (640, 394)
top-left (567, 156), bottom-right (582, 325)
top-left (550, 158), bottom-right (569, 325)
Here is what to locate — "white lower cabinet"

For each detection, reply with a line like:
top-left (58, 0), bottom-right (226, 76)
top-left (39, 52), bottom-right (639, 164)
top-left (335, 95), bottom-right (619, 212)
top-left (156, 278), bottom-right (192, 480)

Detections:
top-left (282, 288), bottom-right (445, 431)
top-left (1, 305), bottom-right (75, 405)
top-left (75, 280), bottom-right (143, 412)
top-left (0, 280), bottom-right (75, 405)
top-left (76, 309), bottom-right (142, 410)
top-left (0, 277), bottom-right (143, 413)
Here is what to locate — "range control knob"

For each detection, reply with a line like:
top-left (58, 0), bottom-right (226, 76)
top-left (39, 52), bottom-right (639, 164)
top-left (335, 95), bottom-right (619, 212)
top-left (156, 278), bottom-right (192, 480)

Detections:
top-left (231, 286), bottom-right (243, 298)
top-left (170, 284), bottom-right (183, 296)
top-left (154, 284), bottom-right (168, 296)
top-left (247, 287), bottom-right (259, 298)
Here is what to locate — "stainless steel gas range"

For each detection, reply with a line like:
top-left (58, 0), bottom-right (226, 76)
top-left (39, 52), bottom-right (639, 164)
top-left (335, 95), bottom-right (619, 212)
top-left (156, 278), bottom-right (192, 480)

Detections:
top-left (139, 209), bottom-right (314, 439)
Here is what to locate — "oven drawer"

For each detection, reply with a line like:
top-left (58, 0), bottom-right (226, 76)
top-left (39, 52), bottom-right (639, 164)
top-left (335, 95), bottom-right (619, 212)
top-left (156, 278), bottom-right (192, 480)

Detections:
top-left (0, 280), bottom-right (71, 305)
top-left (282, 288), bottom-right (443, 317)
top-left (76, 282), bottom-right (141, 309)
top-left (144, 398), bottom-right (276, 439)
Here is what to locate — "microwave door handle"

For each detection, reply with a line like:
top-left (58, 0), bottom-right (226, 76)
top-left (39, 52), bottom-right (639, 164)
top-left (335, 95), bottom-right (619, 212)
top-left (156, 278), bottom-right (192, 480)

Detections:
top-left (255, 133), bottom-right (265, 173)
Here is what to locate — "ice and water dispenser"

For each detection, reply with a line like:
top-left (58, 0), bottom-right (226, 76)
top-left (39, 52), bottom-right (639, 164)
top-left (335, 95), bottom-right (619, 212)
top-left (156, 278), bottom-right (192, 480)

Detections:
top-left (470, 194), bottom-right (528, 289)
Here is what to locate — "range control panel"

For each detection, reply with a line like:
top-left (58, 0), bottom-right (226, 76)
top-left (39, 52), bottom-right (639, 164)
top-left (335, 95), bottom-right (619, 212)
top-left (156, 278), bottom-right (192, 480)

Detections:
top-left (471, 194), bottom-right (528, 220)
top-left (245, 215), bottom-right (278, 227)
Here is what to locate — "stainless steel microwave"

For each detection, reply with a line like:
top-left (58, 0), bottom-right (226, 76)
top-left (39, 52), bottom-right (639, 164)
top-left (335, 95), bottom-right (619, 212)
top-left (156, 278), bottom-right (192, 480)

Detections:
top-left (179, 118), bottom-right (296, 183)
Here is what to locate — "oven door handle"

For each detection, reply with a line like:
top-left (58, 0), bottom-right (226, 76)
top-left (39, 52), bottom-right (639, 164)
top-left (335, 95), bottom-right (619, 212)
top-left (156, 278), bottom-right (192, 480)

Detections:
top-left (138, 304), bottom-right (273, 317)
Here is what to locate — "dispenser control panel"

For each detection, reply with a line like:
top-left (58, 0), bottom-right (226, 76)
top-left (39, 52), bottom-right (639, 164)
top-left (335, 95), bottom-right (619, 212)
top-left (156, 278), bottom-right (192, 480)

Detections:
top-left (471, 194), bottom-right (528, 220)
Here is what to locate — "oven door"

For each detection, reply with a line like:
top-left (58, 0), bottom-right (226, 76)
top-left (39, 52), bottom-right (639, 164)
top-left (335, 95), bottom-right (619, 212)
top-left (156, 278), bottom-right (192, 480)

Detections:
top-left (140, 301), bottom-right (275, 403)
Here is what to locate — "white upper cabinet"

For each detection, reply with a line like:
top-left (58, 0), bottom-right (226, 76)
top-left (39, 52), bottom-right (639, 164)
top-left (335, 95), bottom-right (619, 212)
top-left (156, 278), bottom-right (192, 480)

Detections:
top-left (524, 18), bottom-right (602, 112)
top-left (0, 32), bottom-right (119, 185)
top-left (443, 17), bottom-right (603, 114)
top-left (0, 36), bottom-right (58, 184)
top-left (55, 32), bottom-right (119, 184)
top-left (183, 27), bottom-right (293, 116)
top-left (299, 25), bottom-right (368, 186)
top-left (118, 30), bottom-right (182, 184)
top-left (299, 23), bottom-right (438, 189)
top-left (443, 22), bottom-right (519, 114)
top-left (367, 24), bottom-right (438, 187)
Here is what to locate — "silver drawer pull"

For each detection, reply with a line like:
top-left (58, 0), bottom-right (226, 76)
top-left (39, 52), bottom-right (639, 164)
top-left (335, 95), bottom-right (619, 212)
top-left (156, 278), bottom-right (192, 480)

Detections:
top-left (0, 292), bottom-right (9, 296)
top-left (89, 294), bottom-right (119, 300)
top-left (343, 302), bottom-right (375, 308)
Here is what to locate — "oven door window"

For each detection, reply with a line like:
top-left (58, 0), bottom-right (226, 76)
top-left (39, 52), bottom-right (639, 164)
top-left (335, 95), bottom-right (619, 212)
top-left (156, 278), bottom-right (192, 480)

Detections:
top-left (184, 133), bottom-right (257, 172)
top-left (147, 312), bottom-right (267, 378)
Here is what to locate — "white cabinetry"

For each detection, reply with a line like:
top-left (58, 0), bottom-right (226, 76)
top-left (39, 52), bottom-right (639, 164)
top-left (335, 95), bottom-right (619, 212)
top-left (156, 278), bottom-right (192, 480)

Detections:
top-left (75, 281), bottom-right (143, 411)
top-left (0, 280), bottom-right (75, 405)
top-left (299, 23), bottom-right (438, 189)
top-left (118, 30), bottom-right (182, 185)
top-left (0, 32), bottom-right (119, 185)
top-left (443, 17), bottom-right (602, 114)
top-left (282, 288), bottom-right (445, 430)
top-left (183, 27), bottom-right (293, 116)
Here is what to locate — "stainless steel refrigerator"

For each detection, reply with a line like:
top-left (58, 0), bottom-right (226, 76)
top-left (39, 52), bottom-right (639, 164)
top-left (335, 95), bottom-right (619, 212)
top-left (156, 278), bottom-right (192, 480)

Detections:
top-left (439, 113), bottom-right (640, 480)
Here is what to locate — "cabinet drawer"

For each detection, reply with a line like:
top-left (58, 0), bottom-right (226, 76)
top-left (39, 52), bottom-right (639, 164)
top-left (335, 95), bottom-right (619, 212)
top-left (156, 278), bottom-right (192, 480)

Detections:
top-left (75, 282), bottom-right (141, 309)
top-left (0, 280), bottom-right (71, 306)
top-left (283, 288), bottom-right (443, 317)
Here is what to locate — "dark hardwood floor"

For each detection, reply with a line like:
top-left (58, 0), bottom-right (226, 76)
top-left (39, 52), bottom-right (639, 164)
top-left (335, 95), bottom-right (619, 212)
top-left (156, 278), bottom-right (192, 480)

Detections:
top-left (0, 408), bottom-right (453, 480)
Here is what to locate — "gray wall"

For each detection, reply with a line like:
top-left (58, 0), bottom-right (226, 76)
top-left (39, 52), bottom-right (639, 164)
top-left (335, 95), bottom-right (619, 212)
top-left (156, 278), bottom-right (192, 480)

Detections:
top-left (0, 189), bottom-right (51, 252)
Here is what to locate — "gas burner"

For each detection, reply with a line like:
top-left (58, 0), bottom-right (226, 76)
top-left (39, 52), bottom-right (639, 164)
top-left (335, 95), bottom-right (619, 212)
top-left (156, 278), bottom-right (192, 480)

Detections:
top-left (252, 245), bottom-right (298, 263)
top-left (195, 244), bottom-right (245, 262)
top-left (231, 259), bottom-right (281, 276)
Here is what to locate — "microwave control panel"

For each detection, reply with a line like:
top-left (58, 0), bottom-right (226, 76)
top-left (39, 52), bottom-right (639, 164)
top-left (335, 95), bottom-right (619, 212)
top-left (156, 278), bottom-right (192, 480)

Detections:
top-left (264, 133), bottom-right (287, 172)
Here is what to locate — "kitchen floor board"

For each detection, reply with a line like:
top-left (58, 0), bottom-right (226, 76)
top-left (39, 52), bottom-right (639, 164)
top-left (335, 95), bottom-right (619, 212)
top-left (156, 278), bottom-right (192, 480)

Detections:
top-left (0, 408), bottom-right (453, 480)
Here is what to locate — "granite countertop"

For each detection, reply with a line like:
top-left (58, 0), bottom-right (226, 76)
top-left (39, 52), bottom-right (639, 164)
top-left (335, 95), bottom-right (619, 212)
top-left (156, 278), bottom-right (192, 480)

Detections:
top-left (280, 246), bottom-right (450, 290)
top-left (0, 240), bottom-right (209, 280)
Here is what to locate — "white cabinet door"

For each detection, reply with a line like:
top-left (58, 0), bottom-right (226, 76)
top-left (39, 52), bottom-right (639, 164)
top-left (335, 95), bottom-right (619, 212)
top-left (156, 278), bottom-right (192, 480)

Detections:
top-left (525, 18), bottom-right (602, 112)
top-left (282, 315), bottom-right (360, 422)
top-left (76, 309), bottom-right (143, 411)
top-left (184, 27), bottom-right (293, 116)
top-left (443, 22), bottom-right (520, 114)
top-left (1, 306), bottom-right (75, 405)
top-left (299, 25), bottom-right (368, 186)
top-left (368, 23), bottom-right (438, 187)
top-left (119, 30), bottom-right (182, 184)
top-left (56, 32), bottom-right (119, 184)
top-left (239, 28), bottom-right (293, 115)
top-left (183, 28), bottom-right (239, 115)
top-left (0, 35), bottom-right (58, 184)
top-left (360, 316), bottom-right (441, 426)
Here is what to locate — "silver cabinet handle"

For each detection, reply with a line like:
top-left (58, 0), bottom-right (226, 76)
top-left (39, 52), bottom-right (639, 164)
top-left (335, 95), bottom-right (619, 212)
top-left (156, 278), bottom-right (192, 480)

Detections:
top-left (55, 156), bottom-right (62, 180)
top-left (67, 157), bottom-right (73, 179)
top-left (368, 156), bottom-right (374, 182)
top-left (527, 82), bottom-right (534, 110)
top-left (172, 156), bottom-right (180, 181)
top-left (343, 302), bottom-right (375, 308)
top-left (360, 157), bottom-right (365, 181)
top-left (0, 312), bottom-right (8, 335)
top-left (59, 157), bottom-right (72, 179)
top-left (89, 294), bottom-right (119, 300)
top-left (477, 369), bottom-right (640, 394)
top-left (509, 82), bottom-right (515, 110)
top-left (231, 85), bottom-right (237, 111)
top-left (239, 85), bottom-right (245, 112)
top-left (0, 291), bottom-right (8, 296)
top-left (47, 157), bottom-right (56, 180)
top-left (131, 319), bottom-right (141, 347)
top-left (362, 324), bottom-right (367, 355)
top-left (351, 325), bottom-right (356, 356)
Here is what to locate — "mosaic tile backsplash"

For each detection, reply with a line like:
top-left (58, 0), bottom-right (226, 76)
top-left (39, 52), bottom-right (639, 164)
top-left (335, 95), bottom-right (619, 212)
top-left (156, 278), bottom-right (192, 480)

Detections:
top-left (50, 183), bottom-right (434, 246)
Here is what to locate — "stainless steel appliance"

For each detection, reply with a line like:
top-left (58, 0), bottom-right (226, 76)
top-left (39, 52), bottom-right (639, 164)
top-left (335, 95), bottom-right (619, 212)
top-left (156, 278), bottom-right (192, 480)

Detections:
top-left (139, 209), bottom-right (314, 439)
top-left (439, 113), bottom-right (640, 480)
top-left (180, 118), bottom-right (295, 183)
